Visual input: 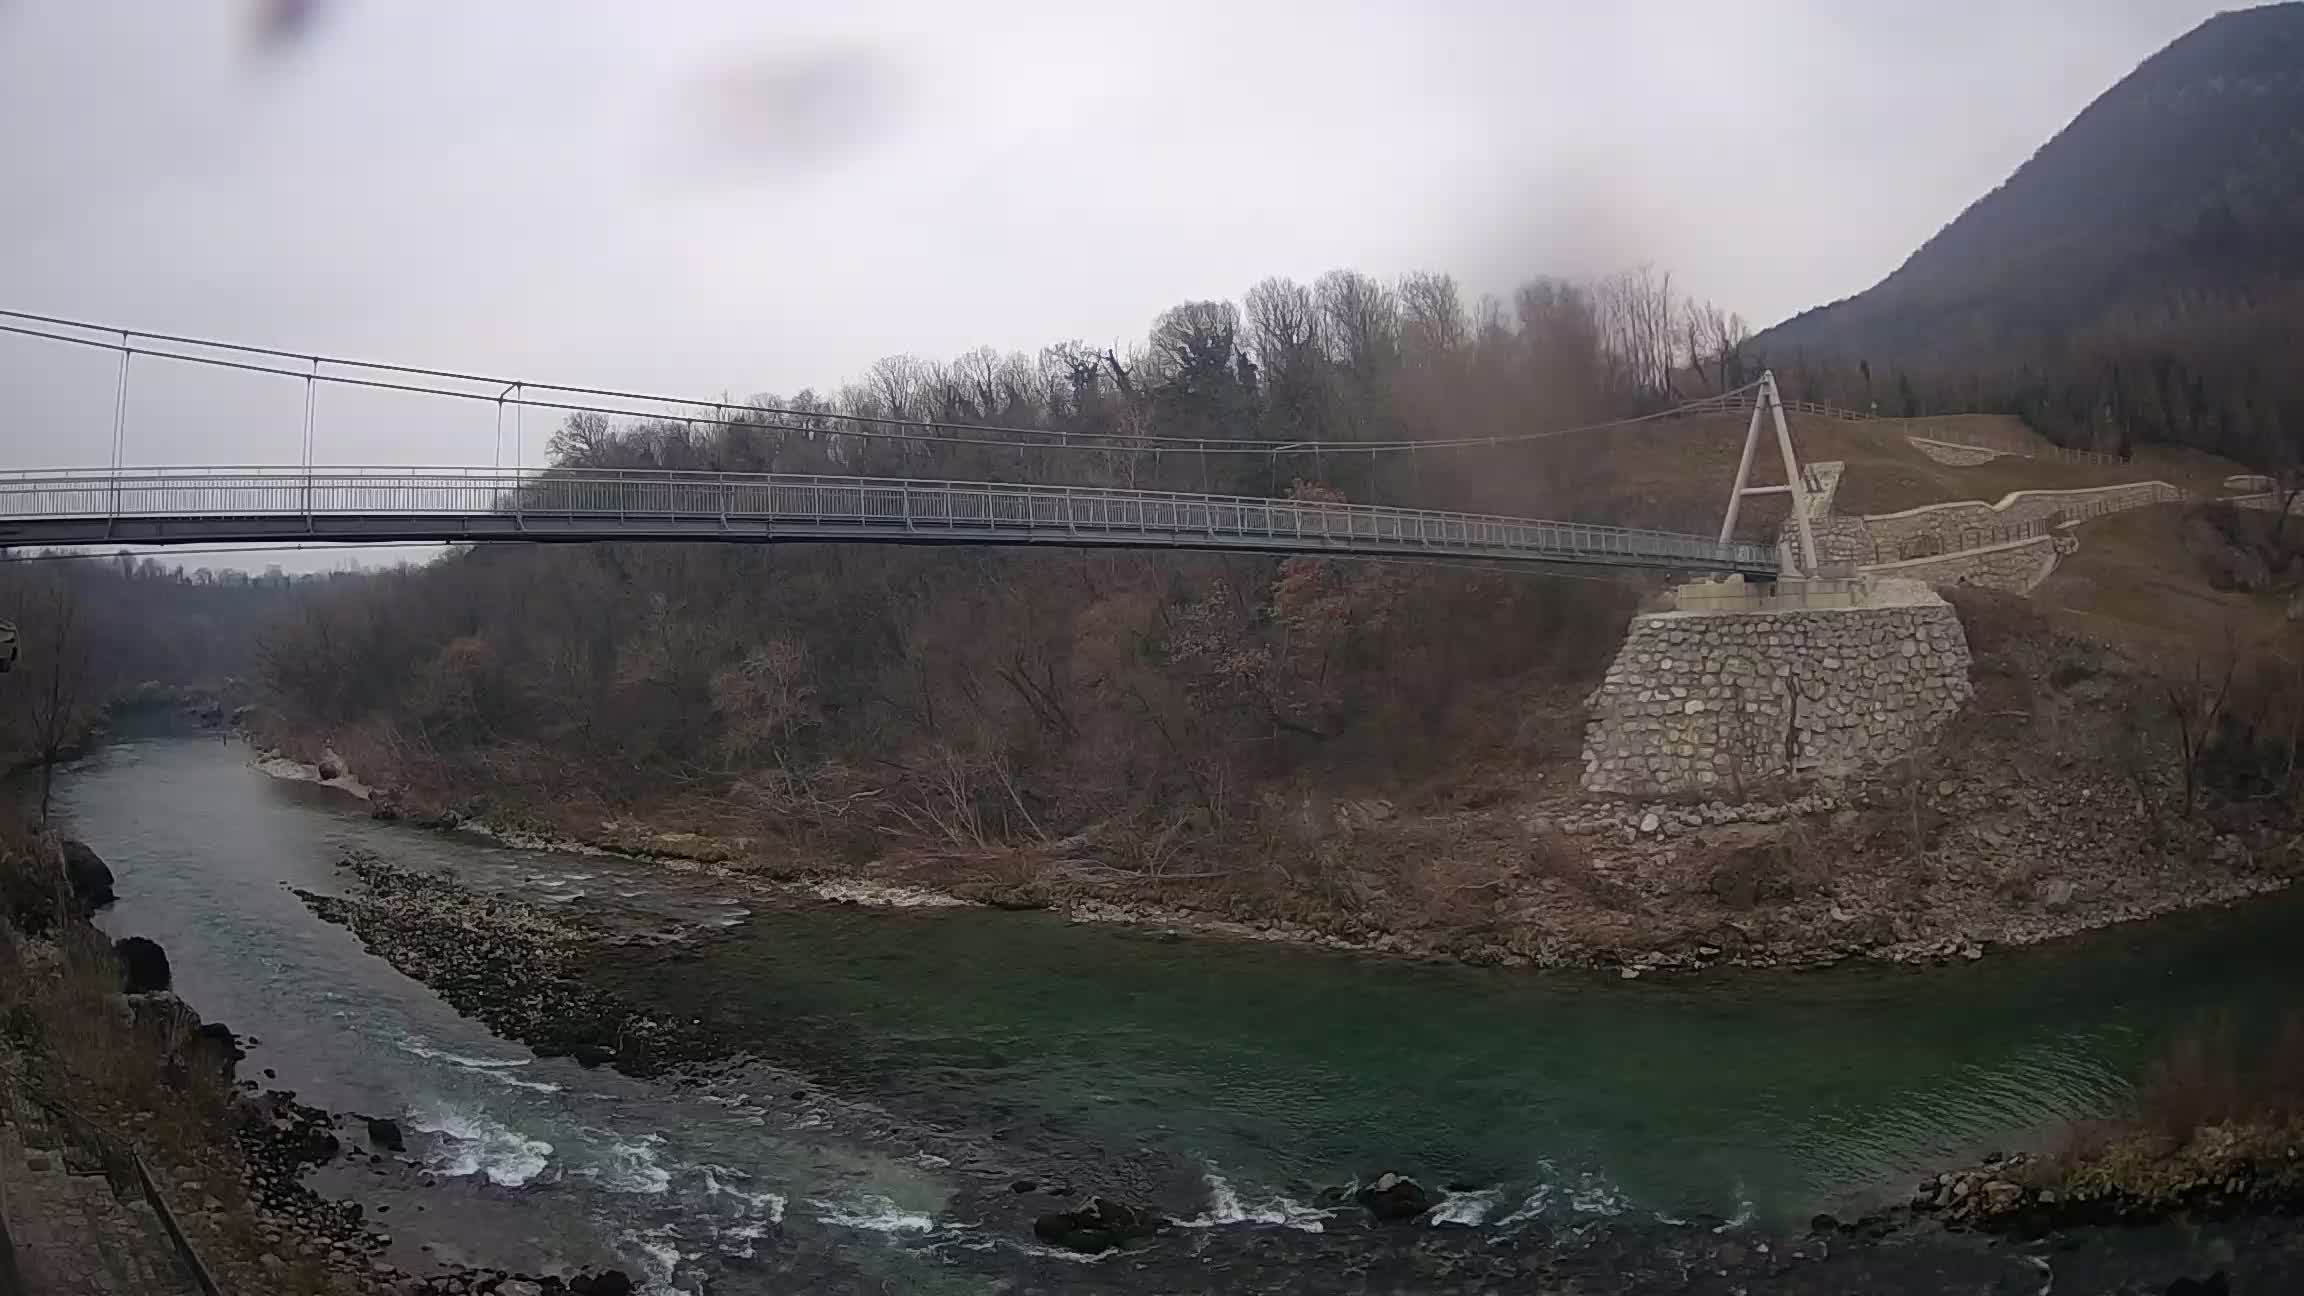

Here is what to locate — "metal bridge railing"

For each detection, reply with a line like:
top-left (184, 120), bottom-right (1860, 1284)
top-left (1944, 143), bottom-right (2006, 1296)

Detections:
top-left (0, 466), bottom-right (1779, 574)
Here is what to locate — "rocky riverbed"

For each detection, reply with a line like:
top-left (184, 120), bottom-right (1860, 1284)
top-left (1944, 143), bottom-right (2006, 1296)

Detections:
top-left (275, 834), bottom-right (2304, 1296)
top-left (294, 852), bottom-right (725, 1077)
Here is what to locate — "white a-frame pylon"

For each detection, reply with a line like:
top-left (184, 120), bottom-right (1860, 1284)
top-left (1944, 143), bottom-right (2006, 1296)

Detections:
top-left (1716, 370), bottom-right (1817, 578)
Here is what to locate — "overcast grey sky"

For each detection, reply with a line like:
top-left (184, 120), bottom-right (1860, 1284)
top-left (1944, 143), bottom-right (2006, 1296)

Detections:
top-left (0, 0), bottom-right (2238, 478)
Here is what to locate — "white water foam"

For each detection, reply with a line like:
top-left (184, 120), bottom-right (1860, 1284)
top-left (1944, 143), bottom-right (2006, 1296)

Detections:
top-left (1568, 1176), bottom-right (1633, 1216)
top-left (1428, 1188), bottom-right (1502, 1227)
top-left (693, 1163), bottom-right (787, 1258)
top-left (408, 1105), bottom-right (553, 1187)
top-left (573, 1132), bottom-right (672, 1195)
top-left (953, 1236), bottom-right (1111, 1264)
top-left (1495, 1182), bottom-right (1555, 1228)
top-left (619, 1225), bottom-right (689, 1293)
top-left (697, 1166), bottom-right (789, 1222)
top-left (718, 1219), bottom-right (772, 1260)
top-left (1494, 1166), bottom-right (1635, 1229)
top-left (394, 1037), bottom-right (535, 1070)
top-left (1172, 1171), bottom-right (1333, 1233)
top-left (808, 1193), bottom-right (936, 1235)
top-left (481, 1070), bottom-right (563, 1095)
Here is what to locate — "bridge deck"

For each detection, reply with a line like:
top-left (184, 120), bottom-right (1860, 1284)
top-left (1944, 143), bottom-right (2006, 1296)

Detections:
top-left (0, 468), bottom-right (1779, 575)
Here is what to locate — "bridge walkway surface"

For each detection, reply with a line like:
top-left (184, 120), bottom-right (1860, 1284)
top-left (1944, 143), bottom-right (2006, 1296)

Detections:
top-left (0, 467), bottom-right (1781, 576)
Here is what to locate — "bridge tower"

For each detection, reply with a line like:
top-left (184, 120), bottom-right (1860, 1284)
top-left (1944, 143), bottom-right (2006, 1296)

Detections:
top-left (1715, 370), bottom-right (1819, 579)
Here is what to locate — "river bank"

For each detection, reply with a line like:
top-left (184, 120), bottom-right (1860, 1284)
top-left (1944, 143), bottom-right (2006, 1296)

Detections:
top-left (287, 842), bottom-right (2304, 1296)
top-left (252, 736), bottom-right (2297, 980)
top-left (243, 583), bottom-right (2304, 981)
top-left (57, 733), bottom-right (2304, 1293)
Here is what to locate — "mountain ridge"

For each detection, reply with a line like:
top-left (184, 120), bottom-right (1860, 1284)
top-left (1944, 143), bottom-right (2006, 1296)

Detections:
top-left (1754, 1), bottom-right (2304, 431)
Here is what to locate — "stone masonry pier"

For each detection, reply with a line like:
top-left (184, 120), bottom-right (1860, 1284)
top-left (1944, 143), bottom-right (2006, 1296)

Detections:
top-left (1581, 576), bottom-right (1973, 797)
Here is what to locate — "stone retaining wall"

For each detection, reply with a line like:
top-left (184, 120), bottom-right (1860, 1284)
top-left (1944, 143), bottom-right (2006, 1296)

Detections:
top-left (1858, 534), bottom-right (2062, 595)
top-left (1863, 482), bottom-right (2181, 556)
top-left (1808, 515), bottom-right (1876, 565)
top-left (1581, 583), bottom-right (1973, 797)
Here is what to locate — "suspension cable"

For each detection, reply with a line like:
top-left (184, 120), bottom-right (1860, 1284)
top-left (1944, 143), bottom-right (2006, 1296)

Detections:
top-left (0, 309), bottom-right (1763, 459)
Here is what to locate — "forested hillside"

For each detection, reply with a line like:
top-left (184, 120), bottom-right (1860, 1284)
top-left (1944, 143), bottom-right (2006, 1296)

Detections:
top-left (1754, 2), bottom-right (2304, 460)
top-left (254, 264), bottom-right (1752, 892)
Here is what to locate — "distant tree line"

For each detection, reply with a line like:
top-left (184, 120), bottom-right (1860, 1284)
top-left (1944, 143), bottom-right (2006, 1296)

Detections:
top-left (536, 265), bottom-right (1752, 518)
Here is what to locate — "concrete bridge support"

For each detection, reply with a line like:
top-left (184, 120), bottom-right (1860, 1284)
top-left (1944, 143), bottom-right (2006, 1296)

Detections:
top-left (1580, 576), bottom-right (1973, 797)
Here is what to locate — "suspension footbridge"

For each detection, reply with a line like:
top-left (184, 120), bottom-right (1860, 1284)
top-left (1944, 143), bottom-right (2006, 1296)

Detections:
top-left (0, 312), bottom-right (1800, 577)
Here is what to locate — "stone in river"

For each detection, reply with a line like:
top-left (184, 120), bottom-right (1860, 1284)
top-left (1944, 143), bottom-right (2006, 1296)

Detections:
top-left (1031, 1197), bottom-right (1155, 1253)
top-left (1355, 1172), bottom-right (1432, 1222)
top-left (367, 1118), bottom-right (406, 1153)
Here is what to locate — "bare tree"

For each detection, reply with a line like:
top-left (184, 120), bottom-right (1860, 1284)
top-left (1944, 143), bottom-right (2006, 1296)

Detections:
top-left (1683, 299), bottom-right (1750, 391)
top-left (1243, 277), bottom-right (1322, 378)
top-left (1594, 264), bottom-right (1680, 404)
top-left (1315, 269), bottom-right (1398, 382)
top-left (6, 569), bottom-right (95, 821)
top-left (2167, 641), bottom-right (2239, 817)
top-left (1397, 271), bottom-right (1469, 369)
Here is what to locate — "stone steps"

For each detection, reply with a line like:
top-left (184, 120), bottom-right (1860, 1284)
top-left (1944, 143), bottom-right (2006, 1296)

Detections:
top-left (2, 1091), bottom-right (202, 1296)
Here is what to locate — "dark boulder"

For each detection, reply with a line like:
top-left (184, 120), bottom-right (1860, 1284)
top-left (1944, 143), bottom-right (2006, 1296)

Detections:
top-left (317, 755), bottom-right (345, 780)
top-left (115, 936), bottom-right (172, 993)
top-left (193, 1021), bottom-right (245, 1069)
top-left (570, 1271), bottom-right (635, 1296)
top-left (1355, 1172), bottom-right (1431, 1222)
top-left (1030, 1197), bottom-right (1156, 1253)
top-left (2167, 1274), bottom-right (2229, 1296)
top-left (61, 840), bottom-right (116, 911)
top-left (279, 1119), bottom-right (341, 1167)
top-left (570, 1043), bottom-right (617, 1069)
top-left (367, 1117), bottom-right (406, 1153)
